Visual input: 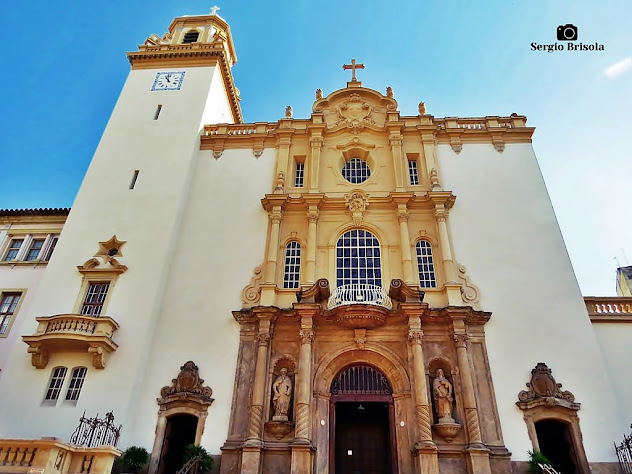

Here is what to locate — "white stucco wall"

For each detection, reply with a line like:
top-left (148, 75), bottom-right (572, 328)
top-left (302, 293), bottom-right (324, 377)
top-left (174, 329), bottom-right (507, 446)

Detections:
top-left (592, 323), bottom-right (632, 423)
top-left (437, 142), bottom-right (624, 462)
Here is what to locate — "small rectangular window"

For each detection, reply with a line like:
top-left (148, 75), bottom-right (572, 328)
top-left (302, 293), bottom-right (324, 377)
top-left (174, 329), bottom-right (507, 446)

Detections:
top-left (295, 162), bottom-right (305, 188)
top-left (43, 238), bottom-right (58, 261)
top-left (81, 282), bottom-right (110, 317)
top-left (3, 239), bottom-right (23, 261)
top-left (25, 239), bottom-right (45, 261)
top-left (65, 367), bottom-right (88, 401)
top-left (0, 292), bottom-right (21, 335)
top-left (408, 160), bottom-right (419, 185)
top-left (45, 367), bottom-right (68, 401)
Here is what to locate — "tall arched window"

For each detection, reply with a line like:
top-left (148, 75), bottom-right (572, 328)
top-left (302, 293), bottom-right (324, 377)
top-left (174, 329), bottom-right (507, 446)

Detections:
top-left (416, 240), bottom-right (436, 288)
top-left (336, 229), bottom-right (382, 287)
top-left (283, 241), bottom-right (301, 289)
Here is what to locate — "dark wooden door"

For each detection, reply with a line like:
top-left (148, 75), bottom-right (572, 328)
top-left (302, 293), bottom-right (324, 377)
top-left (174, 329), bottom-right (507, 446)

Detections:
top-left (334, 402), bottom-right (392, 474)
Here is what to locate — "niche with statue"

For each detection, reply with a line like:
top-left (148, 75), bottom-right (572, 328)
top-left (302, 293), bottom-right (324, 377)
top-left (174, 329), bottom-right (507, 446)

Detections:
top-left (429, 358), bottom-right (462, 442)
top-left (264, 356), bottom-right (296, 440)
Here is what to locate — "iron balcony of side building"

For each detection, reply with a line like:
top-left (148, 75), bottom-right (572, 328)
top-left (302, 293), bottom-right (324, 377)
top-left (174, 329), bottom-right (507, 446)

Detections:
top-left (22, 314), bottom-right (119, 370)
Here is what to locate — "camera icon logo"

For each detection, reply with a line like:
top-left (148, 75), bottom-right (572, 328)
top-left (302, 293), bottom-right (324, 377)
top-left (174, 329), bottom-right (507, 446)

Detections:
top-left (557, 24), bottom-right (578, 41)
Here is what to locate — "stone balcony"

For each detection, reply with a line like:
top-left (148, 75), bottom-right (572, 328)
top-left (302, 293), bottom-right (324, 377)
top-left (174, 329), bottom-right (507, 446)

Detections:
top-left (327, 284), bottom-right (393, 329)
top-left (22, 314), bottom-right (119, 369)
top-left (584, 296), bottom-right (632, 322)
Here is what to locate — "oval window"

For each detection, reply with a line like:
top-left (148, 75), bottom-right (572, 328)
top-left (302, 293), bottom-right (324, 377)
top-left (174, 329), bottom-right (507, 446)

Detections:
top-left (342, 158), bottom-right (371, 184)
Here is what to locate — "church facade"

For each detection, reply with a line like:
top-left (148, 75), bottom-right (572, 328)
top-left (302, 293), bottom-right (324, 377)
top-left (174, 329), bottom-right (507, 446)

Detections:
top-left (0, 12), bottom-right (630, 474)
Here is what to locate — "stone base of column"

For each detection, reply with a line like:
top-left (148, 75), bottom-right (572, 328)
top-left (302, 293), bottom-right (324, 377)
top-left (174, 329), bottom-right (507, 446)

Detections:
top-left (465, 444), bottom-right (492, 474)
top-left (241, 444), bottom-right (263, 474)
top-left (290, 442), bottom-right (314, 474)
top-left (413, 441), bottom-right (439, 474)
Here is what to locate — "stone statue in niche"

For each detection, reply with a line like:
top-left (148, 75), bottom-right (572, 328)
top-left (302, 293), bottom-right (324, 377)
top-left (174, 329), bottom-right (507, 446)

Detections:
top-left (433, 369), bottom-right (455, 423)
top-left (272, 368), bottom-right (293, 421)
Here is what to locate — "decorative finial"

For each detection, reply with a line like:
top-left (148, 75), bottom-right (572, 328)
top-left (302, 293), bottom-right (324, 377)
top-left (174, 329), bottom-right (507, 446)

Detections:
top-left (418, 102), bottom-right (426, 115)
top-left (386, 86), bottom-right (393, 98)
top-left (316, 88), bottom-right (323, 99)
top-left (274, 172), bottom-right (285, 194)
top-left (210, 5), bottom-right (220, 15)
top-left (342, 59), bottom-right (365, 82)
top-left (285, 105), bottom-right (293, 119)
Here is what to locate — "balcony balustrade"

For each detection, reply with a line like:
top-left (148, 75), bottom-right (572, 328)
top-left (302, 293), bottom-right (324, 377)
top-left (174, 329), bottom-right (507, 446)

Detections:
top-left (584, 297), bottom-right (632, 322)
top-left (328, 283), bottom-right (393, 310)
top-left (22, 314), bottom-right (119, 369)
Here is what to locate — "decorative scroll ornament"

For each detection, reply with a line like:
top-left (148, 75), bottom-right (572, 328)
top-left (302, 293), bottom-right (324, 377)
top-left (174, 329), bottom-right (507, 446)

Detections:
top-left (345, 190), bottom-right (369, 225)
top-left (517, 362), bottom-right (579, 410)
top-left (336, 93), bottom-right (376, 134)
top-left (160, 361), bottom-right (214, 401)
top-left (295, 278), bottom-right (330, 303)
top-left (456, 263), bottom-right (480, 305)
top-left (242, 264), bottom-right (264, 306)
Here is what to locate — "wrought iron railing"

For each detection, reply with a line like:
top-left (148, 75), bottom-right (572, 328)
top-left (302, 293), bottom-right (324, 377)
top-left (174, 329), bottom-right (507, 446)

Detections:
top-left (69, 411), bottom-right (121, 448)
top-left (177, 455), bottom-right (202, 474)
top-left (327, 283), bottom-right (393, 310)
top-left (616, 424), bottom-right (632, 474)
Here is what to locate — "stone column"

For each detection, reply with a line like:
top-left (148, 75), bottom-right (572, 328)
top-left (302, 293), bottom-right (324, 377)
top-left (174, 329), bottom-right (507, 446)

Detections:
top-left (242, 314), bottom-right (274, 474)
top-left (291, 307), bottom-right (317, 473)
top-left (305, 207), bottom-right (319, 285)
top-left (434, 205), bottom-right (456, 283)
top-left (404, 307), bottom-right (439, 474)
top-left (397, 207), bottom-right (414, 284)
top-left (453, 333), bottom-right (491, 474)
top-left (265, 208), bottom-right (283, 284)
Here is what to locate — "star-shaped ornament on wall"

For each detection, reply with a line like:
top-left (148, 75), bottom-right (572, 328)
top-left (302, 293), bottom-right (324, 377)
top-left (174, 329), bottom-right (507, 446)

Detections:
top-left (95, 235), bottom-right (127, 263)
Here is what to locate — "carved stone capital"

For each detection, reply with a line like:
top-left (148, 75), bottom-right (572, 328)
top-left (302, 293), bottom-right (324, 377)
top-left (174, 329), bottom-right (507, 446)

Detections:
top-left (256, 332), bottom-right (271, 346)
top-left (397, 210), bottom-right (409, 223)
top-left (269, 210), bottom-right (283, 224)
top-left (307, 209), bottom-right (319, 223)
top-left (299, 329), bottom-right (314, 344)
top-left (408, 329), bottom-right (424, 345)
top-left (453, 334), bottom-right (468, 348)
top-left (434, 208), bottom-right (448, 222)
top-left (389, 134), bottom-right (404, 147)
top-left (309, 136), bottom-right (324, 148)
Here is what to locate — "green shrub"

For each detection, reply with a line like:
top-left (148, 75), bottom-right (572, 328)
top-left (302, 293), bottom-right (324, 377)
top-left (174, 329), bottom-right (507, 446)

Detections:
top-left (120, 446), bottom-right (150, 471)
top-left (527, 449), bottom-right (552, 474)
top-left (183, 444), bottom-right (214, 472)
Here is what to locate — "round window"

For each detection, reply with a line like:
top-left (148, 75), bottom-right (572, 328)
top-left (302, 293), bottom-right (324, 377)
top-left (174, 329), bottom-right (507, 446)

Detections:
top-left (341, 158), bottom-right (371, 184)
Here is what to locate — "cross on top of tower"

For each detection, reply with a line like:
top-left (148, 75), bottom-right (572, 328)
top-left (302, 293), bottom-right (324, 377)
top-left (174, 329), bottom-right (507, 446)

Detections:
top-left (210, 5), bottom-right (220, 15)
top-left (342, 59), bottom-right (365, 82)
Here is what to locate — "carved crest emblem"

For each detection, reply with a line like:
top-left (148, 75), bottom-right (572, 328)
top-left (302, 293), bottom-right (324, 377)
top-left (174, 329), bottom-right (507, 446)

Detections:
top-left (517, 362), bottom-right (578, 410)
top-left (336, 94), bottom-right (376, 134)
top-left (160, 361), bottom-right (214, 401)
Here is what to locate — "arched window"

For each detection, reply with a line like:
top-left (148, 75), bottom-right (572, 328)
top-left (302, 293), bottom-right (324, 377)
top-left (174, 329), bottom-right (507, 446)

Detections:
top-left (336, 229), bottom-right (382, 287)
top-left (341, 158), bottom-right (371, 184)
top-left (182, 30), bottom-right (199, 44)
top-left (66, 367), bottom-right (88, 401)
top-left (283, 241), bottom-right (301, 289)
top-left (45, 366), bottom-right (67, 401)
top-left (416, 240), bottom-right (436, 288)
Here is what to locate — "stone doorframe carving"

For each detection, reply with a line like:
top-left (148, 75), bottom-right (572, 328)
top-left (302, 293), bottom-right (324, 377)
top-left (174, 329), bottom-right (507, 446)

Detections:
top-left (148, 361), bottom-right (214, 474)
top-left (516, 363), bottom-right (590, 474)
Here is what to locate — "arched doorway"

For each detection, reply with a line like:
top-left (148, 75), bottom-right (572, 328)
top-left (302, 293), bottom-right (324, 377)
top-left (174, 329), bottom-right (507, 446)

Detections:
top-left (329, 364), bottom-right (397, 474)
top-left (157, 413), bottom-right (198, 474)
top-left (535, 419), bottom-right (579, 474)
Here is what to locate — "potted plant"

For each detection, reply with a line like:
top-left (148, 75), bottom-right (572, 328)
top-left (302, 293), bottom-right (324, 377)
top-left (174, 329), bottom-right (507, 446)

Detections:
top-left (119, 446), bottom-right (150, 474)
top-left (183, 444), bottom-right (214, 473)
top-left (527, 449), bottom-right (553, 474)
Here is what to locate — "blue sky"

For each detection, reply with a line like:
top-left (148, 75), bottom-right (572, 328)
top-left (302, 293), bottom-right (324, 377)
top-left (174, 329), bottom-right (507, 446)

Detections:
top-left (1, 1), bottom-right (630, 295)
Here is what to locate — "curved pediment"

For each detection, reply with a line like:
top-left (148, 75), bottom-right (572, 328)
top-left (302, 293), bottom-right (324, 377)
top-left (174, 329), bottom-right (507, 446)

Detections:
top-left (313, 85), bottom-right (399, 134)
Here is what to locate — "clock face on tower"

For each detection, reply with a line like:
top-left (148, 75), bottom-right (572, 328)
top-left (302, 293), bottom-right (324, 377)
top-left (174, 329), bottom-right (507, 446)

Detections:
top-left (151, 71), bottom-right (186, 91)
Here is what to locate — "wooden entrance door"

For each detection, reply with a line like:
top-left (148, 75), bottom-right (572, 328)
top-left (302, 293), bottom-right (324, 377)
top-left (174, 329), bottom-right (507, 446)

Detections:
top-left (329, 364), bottom-right (398, 474)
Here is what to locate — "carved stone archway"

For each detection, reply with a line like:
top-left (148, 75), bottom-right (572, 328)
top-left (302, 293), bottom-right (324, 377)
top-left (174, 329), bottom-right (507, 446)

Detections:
top-left (148, 361), bottom-right (214, 474)
top-left (517, 362), bottom-right (590, 474)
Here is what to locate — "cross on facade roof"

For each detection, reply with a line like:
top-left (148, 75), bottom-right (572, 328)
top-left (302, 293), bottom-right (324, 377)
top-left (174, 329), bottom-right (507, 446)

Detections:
top-left (342, 59), bottom-right (365, 82)
top-left (210, 6), bottom-right (220, 15)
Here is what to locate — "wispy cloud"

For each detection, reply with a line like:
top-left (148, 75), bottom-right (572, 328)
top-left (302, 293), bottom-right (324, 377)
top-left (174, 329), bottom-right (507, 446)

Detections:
top-left (604, 57), bottom-right (632, 79)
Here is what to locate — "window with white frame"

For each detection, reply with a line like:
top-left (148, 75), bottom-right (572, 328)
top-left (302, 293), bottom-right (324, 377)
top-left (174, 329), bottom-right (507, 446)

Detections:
top-left (43, 237), bottom-right (58, 261)
top-left (0, 292), bottom-right (21, 335)
top-left (65, 367), bottom-right (88, 401)
top-left (336, 229), bottom-right (382, 287)
top-left (25, 239), bottom-right (45, 261)
top-left (341, 158), bottom-right (371, 184)
top-left (283, 242), bottom-right (301, 289)
top-left (416, 240), bottom-right (437, 288)
top-left (295, 162), bottom-right (305, 188)
top-left (3, 239), bottom-right (23, 261)
top-left (45, 367), bottom-right (68, 401)
top-left (81, 282), bottom-right (110, 316)
top-left (408, 160), bottom-right (419, 185)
